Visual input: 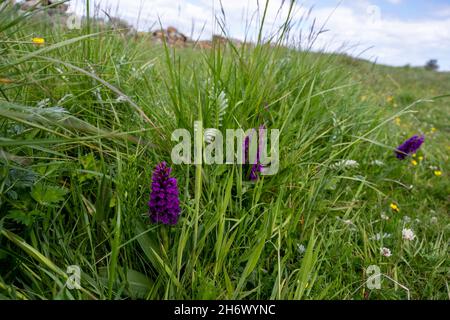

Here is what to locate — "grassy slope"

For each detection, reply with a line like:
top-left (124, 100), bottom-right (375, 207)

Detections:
top-left (0, 7), bottom-right (448, 299)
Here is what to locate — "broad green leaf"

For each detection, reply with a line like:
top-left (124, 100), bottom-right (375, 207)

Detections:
top-left (31, 183), bottom-right (68, 206)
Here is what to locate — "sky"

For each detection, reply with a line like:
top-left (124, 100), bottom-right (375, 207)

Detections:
top-left (68, 0), bottom-right (450, 70)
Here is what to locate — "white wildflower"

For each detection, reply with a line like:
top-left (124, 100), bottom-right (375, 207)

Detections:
top-left (403, 216), bottom-right (411, 223)
top-left (430, 217), bottom-right (438, 224)
top-left (402, 228), bottom-right (416, 241)
top-left (297, 244), bottom-right (306, 254)
top-left (380, 247), bottom-right (392, 257)
top-left (380, 213), bottom-right (390, 220)
top-left (330, 160), bottom-right (359, 170)
top-left (371, 160), bottom-right (385, 166)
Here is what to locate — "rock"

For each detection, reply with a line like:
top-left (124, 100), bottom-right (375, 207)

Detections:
top-left (194, 40), bottom-right (213, 49)
top-left (212, 34), bottom-right (227, 44)
top-left (151, 26), bottom-right (188, 47)
top-left (149, 28), bottom-right (245, 49)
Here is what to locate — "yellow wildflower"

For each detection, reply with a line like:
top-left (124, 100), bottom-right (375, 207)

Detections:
top-left (390, 203), bottom-right (400, 213)
top-left (394, 117), bottom-right (401, 126)
top-left (434, 170), bottom-right (442, 177)
top-left (32, 37), bottom-right (45, 45)
top-left (431, 127), bottom-right (436, 133)
top-left (411, 160), bottom-right (418, 166)
top-left (418, 156), bottom-right (423, 161)
top-left (387, 95), bottom-right (394, 103)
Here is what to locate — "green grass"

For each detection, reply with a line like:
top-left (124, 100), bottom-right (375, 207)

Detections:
top-left (0, 3), bottom-right (448, 300)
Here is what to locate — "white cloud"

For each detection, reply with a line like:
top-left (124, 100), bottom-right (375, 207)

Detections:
top-left (68, 0), bottom-right (450, 70)
top-left (386, 0), bottom-right (402, 4)
top-left (433, 6), bottom-right (450, 18)
top-left (310, 5), bottom-right (450, 70)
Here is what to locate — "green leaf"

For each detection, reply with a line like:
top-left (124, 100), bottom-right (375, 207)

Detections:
top-left (7, 210), bottom-right (35, 226)
top-left (126, 269), bottom-right (154, 299)
top-left (31, 183), bottom-right (68, 206)
top-left (134, 220), bottom-right (182, 290)
top-left (95, 174), bottom-right (112, 224)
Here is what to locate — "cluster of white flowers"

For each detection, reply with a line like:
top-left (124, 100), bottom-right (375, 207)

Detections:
top-left (297, 244), bottom-right (306, 254)
top-left (371, 204), bottom-right (424, 259)
top-left (402, 228), bottom-right (416, 241)
top-left (373, 228), bottom-right (416, 258)
top-left (380, 247), bottom-right (392, 257)
top-left (330, 160), bottom-right (359, 170)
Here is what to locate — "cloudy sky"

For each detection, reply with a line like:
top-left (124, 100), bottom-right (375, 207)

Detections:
top-left (69, 0), bottom-right (450, 70)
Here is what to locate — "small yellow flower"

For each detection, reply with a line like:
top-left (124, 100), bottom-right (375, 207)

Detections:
top-left (418, 156), bottom-right (423, 161)
top-left (412, 153), bottom-right (416, 158)
top-left (390, 203), bottom-right (400, 213)
top-left (32, 37), bottom-right (45, 45)
top-left (387, 95), bottom-right (394, 103)
top-left (431, 127), bottom-right (436, 133)
top-left (434, 170), bottom-right (442, 177)
top-left (411, 160), bottom-right (418, 166)
top-left (394, 117), bottom-right (401, 126)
